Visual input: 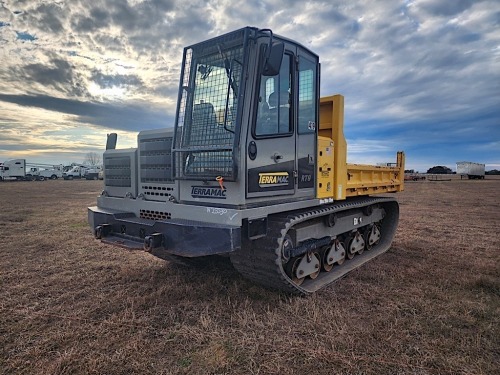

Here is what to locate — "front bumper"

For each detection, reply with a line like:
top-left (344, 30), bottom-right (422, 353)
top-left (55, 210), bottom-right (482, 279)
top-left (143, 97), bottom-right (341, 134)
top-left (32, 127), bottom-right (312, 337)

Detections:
top-left (88, 206), bottom-right (241, 257)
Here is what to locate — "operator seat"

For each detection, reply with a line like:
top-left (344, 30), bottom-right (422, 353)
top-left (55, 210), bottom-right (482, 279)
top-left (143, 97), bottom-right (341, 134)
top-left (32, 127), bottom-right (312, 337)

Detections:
top-left (192, 101), bottom-right (232, 146)
top-left (268, 91), bottom-right (290, 133)
top-left (191, 102), bottom-right (217, 146)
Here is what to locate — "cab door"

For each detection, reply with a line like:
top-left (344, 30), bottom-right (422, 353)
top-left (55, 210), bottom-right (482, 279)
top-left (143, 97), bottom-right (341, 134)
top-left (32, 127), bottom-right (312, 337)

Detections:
top-left (246, 52), bottom-right (296, 198)
top-left (295, 49), bottom-right (319, 197)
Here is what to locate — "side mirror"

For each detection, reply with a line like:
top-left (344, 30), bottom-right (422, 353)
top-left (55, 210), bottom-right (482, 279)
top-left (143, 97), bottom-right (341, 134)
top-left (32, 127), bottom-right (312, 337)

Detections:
top-left (106, 133), bottom-right (117, 150)
top-left (262, 42), bottom-right (284, 76)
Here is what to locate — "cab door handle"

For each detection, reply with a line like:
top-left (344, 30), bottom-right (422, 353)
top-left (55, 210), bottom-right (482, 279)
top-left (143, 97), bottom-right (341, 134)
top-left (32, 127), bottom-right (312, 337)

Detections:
top-left (271, 153), bottom-right (283, 163)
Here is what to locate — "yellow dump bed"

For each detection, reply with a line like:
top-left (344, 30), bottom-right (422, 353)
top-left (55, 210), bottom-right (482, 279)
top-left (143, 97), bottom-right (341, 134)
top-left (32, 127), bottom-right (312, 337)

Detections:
top-left (317, 95), bottom-right (405, 200)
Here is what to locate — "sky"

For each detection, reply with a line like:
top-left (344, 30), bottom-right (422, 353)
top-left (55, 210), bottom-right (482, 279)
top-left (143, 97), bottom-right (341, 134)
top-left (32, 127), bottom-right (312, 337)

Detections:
top-left (0, 0), bottom-right (499, 172)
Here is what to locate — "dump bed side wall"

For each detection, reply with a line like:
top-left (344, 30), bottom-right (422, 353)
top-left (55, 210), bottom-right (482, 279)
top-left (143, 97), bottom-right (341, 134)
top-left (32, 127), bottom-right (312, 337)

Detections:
top-left (318, 95), bottom-right (404, 200)
top-left (318, 95), bottom-right (347, 199)
top-left (345, 155), bottom-right (404, 196)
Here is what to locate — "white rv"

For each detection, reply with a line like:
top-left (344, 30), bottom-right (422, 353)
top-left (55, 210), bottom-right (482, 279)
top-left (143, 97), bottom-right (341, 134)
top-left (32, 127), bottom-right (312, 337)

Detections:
top-left (0, 159), bottom-right (28, 180)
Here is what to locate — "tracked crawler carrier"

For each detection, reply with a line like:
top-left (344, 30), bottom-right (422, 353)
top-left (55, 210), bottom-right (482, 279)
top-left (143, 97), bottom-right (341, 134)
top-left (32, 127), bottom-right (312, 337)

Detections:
top-left (88, 27), bottom-right (405, 295)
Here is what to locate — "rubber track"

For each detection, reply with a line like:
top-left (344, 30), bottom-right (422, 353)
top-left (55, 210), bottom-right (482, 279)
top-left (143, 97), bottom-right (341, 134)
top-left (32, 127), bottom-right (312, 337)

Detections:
top-left (230, 196), bottom-right (399, 295)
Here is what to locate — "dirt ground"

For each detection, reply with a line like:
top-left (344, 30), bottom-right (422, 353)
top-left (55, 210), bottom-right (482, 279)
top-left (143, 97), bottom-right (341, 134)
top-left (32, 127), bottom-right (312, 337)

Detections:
top-left (1, 177), bottom-right (499, 374)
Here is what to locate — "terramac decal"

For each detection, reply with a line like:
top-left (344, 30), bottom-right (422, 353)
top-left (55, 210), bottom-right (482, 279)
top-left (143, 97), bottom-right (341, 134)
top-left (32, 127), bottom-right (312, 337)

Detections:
top-left (191, 186), bottom-right (227, 199)
top-left (258, 172), bottom-right (289, 188)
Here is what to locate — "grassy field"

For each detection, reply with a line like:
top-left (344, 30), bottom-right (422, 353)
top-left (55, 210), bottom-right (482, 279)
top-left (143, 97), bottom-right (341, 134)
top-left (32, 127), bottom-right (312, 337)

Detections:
top-left (1, 178), bottom-right (499, 374)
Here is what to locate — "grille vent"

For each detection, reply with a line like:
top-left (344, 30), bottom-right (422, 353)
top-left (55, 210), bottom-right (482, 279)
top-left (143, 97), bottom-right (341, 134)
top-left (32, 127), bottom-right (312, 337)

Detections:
top-left (142, 185), bottom-right (174, 198)
top-left (140, 209), bottom-right (171, 220)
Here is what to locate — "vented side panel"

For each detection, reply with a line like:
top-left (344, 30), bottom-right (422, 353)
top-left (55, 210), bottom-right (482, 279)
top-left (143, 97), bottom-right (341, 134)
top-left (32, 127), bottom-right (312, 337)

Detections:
top-left (139, 137), bottom-right (174, 183)
top-left (104, 156), bottom-right (131, 187)
top-left (137, 129), bottom-right (176, 202)
top-left (103, 149), bottom-right (138, 198)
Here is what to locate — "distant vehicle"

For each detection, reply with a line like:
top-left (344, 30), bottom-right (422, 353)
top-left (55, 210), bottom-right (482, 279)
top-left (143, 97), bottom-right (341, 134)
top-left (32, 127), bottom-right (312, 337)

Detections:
top-left (84, 166), bottom-right (103, 180)
top-left (404, 173), bottom-right (426, 181)
top-left (456, 161), bottom-right (485, 180)
top-left (63, 165), bottom-right (88, 180)
top-left (0, 159), bottom-right (28, 181)
top-left (0, 159), bottom-right (63, 181)
top-left (27, 164), bottom-right (64, 180)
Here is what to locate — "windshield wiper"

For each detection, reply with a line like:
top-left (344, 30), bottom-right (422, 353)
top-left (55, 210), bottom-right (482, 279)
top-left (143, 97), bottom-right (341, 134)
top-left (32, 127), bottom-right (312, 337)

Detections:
top-left (217, 44), bottom-right (238, 97)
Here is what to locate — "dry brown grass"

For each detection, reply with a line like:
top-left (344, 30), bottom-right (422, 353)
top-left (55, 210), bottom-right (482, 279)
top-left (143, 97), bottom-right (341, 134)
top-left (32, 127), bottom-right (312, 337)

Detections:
top-left (1, 178), bottom-right (499, 374)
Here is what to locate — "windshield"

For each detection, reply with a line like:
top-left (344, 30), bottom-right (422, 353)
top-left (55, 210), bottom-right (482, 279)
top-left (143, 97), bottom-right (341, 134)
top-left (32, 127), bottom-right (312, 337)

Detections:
top-left (175, 29), bottom-right (246, 179)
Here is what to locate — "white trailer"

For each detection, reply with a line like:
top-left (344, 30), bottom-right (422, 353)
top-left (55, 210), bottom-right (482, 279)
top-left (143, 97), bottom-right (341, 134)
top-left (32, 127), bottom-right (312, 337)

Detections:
top-left (0, 159), bottom-right (28, 180)
top-left (456, 161), bottom-right (485, 179)
top-left (0, 159), bottom-right (66, 181)
top-left (1, 159), bottom-right (47, 181)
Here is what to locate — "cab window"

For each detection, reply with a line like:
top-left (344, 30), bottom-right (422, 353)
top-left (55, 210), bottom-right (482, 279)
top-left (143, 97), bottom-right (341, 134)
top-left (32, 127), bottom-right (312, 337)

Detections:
top-left (255, 54), bottom-right (292, 136)
top-left (298, 57), bottom-right (317, 134)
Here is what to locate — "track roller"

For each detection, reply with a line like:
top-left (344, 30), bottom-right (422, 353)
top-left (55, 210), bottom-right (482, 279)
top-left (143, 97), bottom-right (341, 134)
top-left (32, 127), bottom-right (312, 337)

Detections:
top-left (285, 252), bottom-right (321, 285)
top-left (346, 231), bottom-right (365, 259)
top-left (321, 239), bottom-right (346, 271)
top-left (364, 224), bottom-right (381, 250)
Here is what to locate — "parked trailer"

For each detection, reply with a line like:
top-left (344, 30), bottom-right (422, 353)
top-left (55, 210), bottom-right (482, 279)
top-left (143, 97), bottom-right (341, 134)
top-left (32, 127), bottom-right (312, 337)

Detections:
top-left (0, 159), bottom-right (55, 181)
top-left (456, 161), bottom-right (485, 179)
top-left (0, 159), bottom-right (27, 181)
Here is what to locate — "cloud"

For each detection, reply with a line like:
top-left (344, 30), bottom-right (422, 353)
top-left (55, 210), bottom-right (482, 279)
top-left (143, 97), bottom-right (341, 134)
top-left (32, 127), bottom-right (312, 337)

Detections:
top-left (26, 3), bottom-right (64, 33)
top-left (416, 0), bottom-right (475, 17)
top-left (0, 94), bottom-right (172, 132)
top-left (90, 70), bottom-right (143, 89)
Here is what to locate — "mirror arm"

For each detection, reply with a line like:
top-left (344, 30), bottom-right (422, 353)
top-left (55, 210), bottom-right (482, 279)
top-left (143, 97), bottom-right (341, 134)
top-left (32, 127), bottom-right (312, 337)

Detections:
top-left (258, 28), bottom-right (274, 60)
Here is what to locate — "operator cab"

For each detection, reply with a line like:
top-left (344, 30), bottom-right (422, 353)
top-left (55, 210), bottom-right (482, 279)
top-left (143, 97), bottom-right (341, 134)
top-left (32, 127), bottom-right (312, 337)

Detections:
top-left (172, 27), bottom-right (319, 206)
